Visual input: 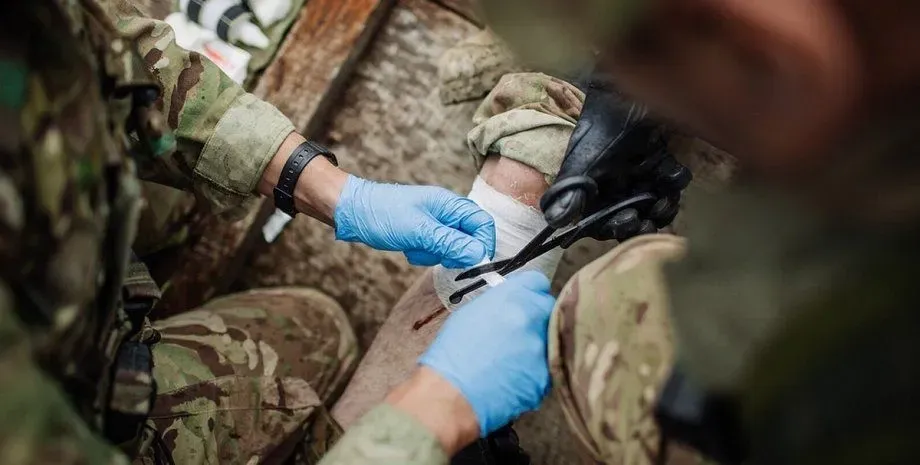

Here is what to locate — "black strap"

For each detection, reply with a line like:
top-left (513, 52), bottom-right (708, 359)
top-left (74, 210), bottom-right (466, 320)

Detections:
top-left (186, 0), bottom-right (205, 23)
top-left (216, 4), bottom-right (249, 42)
top-left (104, 341), bottom-right (156, 444)
top-left (273, 141), bottom-right (338, 217)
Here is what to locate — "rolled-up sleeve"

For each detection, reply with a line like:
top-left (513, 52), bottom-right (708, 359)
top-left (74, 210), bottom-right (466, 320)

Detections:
top-left (467, 73), bottom-right (585, 183)
top-left (191, 93), bottom-right (293, 209)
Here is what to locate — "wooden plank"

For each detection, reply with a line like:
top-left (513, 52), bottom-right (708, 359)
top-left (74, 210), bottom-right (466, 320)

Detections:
top-left (254, 0), bottom-right (398, 137)
top-left (154, 0), bottom-right (397, 317)
top-left (430, 0), bottom-right (480, 25)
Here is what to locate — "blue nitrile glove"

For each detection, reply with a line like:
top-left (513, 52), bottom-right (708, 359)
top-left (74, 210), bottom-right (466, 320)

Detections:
top-left (419, 271), bottom-right (556, 436)
top-left (334, 175), bottom-right (496, 269)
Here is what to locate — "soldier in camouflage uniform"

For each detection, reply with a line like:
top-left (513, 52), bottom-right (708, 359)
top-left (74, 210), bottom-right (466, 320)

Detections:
top-left (0, 1), bottom-right (498, 463)
top-left (0, 3), bottom-right (357, 463)
top-left (316, 1), bottom-right (920, 465)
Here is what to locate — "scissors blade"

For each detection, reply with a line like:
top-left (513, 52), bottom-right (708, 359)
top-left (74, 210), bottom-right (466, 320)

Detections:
top-left (455, 259), bottom-right (513, 281)
top-left (455, 227), bottom-right (555, 283)
top-left (449, 194), bottom-right (656, 305)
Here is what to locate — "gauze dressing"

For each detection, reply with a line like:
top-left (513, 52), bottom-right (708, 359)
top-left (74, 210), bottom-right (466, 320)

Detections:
top-left (433, 177), bottom-right (563, 309)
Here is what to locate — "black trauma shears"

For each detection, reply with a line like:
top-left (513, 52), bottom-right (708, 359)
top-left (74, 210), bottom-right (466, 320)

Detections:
top-left (449, 192), bottom-right (656, 304)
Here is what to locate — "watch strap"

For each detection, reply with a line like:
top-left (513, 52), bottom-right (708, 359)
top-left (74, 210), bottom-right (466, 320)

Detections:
top-left (273, 141), bottom-right (338, 217)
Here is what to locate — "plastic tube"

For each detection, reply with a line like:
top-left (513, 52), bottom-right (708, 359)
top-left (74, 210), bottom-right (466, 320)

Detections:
top-left (179, 0), bottom-right (270, 49)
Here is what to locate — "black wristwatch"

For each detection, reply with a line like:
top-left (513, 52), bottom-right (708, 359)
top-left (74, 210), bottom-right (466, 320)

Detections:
top-left (273, 141), bottom-right (338, 217)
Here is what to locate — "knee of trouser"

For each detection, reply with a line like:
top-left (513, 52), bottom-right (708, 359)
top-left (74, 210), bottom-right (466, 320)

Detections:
top-left (548, 234), bottom-right (687, 464)
top-left (196, 287), bottom-right (359, 402)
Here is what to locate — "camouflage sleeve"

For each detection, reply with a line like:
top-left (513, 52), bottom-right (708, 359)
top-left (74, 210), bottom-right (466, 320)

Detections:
top-left (0, 284), bottom-right (129, 465)
top-left (318, 404), bottom-right (449, 465)
top-left (466, 73), bottom-right (585, 183)
top-left (105, 0), bottom-right (295, 215)
top-left (547, 234), bottom-right (703, 464)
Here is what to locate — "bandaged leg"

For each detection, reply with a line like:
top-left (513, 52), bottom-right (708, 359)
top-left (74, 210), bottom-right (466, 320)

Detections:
top-left (332, 156), bottom-right (563, 427)
top-left (433, 176), bottom-right (564, 310)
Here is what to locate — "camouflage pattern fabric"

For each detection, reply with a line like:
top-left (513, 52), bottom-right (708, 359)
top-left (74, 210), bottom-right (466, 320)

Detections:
top-left (548, 234), bottom-right (704, 465)
top-left (467, 73), bottom-right (585, 184)
top-left (437, 30), bottom-right (526, 105)
top-left (0, 0), bottom-right (356, 463)
top-left (318, 404), bottom-right (448, 465)
top-left (139, 288), bottom-right (358, 465)
top-left (107, 0), bottom-right (295, 220)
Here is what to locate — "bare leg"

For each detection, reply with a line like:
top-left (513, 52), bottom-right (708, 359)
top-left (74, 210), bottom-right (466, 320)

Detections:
top-left (331, 155), bottom-right (551, 427)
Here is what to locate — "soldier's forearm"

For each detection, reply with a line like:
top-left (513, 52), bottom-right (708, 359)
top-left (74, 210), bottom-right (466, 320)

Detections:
top-left (257, 132), bottom-right (348, 225)
top-left (385, 367), bottom-right (480, 455)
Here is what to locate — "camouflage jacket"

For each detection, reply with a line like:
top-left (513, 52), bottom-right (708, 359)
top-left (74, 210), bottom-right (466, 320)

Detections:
top-left (0, 0), bottom-right (294, 462)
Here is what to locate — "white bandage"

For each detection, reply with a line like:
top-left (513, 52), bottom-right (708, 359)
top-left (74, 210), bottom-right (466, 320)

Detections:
top-left (478, 261), bottom-right (507, 287)
top-left (433, 176), bottom-right (563, 309)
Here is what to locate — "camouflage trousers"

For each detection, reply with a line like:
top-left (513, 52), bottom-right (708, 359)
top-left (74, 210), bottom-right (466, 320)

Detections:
top-left (548, 234), bottom-right (703, 465)
top-left (137, 287), bottom-right (359, 465)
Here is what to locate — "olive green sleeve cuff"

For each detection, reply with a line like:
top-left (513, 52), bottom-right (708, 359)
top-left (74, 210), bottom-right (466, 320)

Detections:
top-left (465, 73), bottom-right (585, 183)
top-left (193, 93), bottom-right (294, 212)
top-left (467, 108), bottom-right (576, 183)
top-left (319, 404), bottom-right (449, 465)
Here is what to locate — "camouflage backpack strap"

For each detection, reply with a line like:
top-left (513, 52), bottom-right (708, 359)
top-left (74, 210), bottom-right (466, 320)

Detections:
top-left (122, 255), bottom-right (161, 332)
top-left (105, 253), bottom-right (162, 454)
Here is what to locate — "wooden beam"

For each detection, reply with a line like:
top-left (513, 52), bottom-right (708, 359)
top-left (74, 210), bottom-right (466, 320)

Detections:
top-left (155, 0), bottom-right (397, 317)
top-left (255, 0), bottom-right (398, 137)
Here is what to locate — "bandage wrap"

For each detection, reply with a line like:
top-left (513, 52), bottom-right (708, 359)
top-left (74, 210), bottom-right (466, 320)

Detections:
top-left (433, 177), bottom-right (563, 309)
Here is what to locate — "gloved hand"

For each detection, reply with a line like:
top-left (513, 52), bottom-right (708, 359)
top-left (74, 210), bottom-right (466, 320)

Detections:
top-left (334, 175), bottom-right (496, 269)
top-left (541, 79), bottom-right (692, 242)
top-left (419, 271), bottom-right (555, 436)
top-left (580, 132), bottom-right (690, 241)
